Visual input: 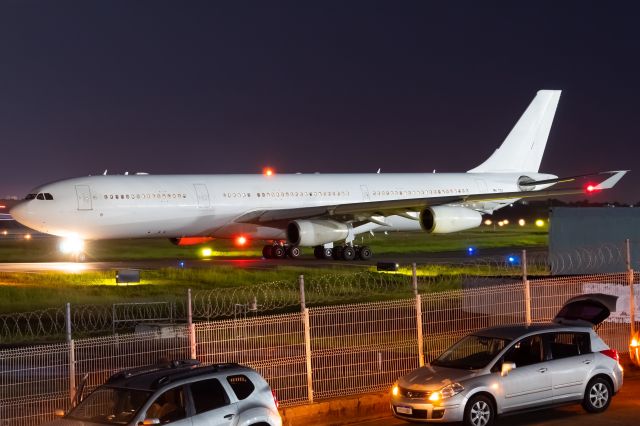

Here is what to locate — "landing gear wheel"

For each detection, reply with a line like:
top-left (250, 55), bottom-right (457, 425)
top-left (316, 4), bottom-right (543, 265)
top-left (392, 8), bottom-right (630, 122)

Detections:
top-left (287, 246), bottom-right (302, 259)
top-left (463, 394), bottom-right (494, 426)
top-left (332, 246), bottom-right (344, 260)
top-left (357, 246), bottom-right (373, 261)
top-left (314, 246), bottom-right (323, 259)
top-left (342, 246), bottom-right (356, 261)
top-left (272, 245), bottom-right (286, 259)
top-left (322, 247), bottom-right (333, 259)
top-left (582, 377), bottom-right (612, 413)
top-left (262, 245), bottom-right (273, 259)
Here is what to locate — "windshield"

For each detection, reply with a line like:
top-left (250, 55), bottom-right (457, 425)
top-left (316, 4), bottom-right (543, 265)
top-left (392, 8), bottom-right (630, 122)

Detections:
top-left (431, 335), bottom-right (510, 370)
top-left (67, 386), bottom-right (152, 425)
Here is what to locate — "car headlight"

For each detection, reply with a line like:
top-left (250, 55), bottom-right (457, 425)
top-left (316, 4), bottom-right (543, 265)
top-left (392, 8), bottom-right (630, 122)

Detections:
top-left (391, 383), bottom-right (399, 396)
top-left (440, 382), bottom-right (464, 398)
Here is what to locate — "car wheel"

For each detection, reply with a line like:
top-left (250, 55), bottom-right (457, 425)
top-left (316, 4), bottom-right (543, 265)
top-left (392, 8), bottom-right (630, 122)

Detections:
top-left (582, 377), bottom-right (612, 413)
top-left (463, 394), bottom-right (495, 426)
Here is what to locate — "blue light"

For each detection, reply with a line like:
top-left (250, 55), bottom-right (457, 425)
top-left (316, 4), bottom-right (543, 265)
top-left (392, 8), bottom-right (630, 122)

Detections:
top-left (467, 247), bottom-right (476, 255)
top-left (178, 260), bottom-right (185, 268)
top-left (506, 255), bottom-right (521, 266)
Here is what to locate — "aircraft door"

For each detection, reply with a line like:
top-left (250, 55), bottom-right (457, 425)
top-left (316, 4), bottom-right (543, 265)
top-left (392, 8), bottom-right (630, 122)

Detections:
top-left (194, 184), bottom-right (211, 208)
top-left (75, 185), bottom-right (93, 210)
top-left (360, 185), bottom-right (370, 201)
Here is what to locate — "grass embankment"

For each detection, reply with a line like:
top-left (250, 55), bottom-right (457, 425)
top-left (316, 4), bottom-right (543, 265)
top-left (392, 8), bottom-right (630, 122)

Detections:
top-left (0, 225), bottom-right (547, 313)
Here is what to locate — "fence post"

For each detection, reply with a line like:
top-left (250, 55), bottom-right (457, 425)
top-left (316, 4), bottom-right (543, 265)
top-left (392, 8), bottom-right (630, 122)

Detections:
top-left (522, 250), bottom-right (531, 325)
top-left (299, 275), bottom-right (306, 312)
top-left (66, 303), bottom-right (76, 406)
top-left (188, 289), bottom-right (197, 360)
top-left (413, 263), bottom-right (425, 367)
top-left (626, 240), bottom-right (636, 338)
top-left (302, 307), bottom-right (314, 403)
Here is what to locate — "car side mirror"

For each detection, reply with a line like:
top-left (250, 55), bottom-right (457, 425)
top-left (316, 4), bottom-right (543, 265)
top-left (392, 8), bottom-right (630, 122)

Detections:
top-left (54, 409), bottom-right (65, 418)
top-left (501, 362), bottom-right (516, 376)
top-left (140, 418), bottom-right (160, 425)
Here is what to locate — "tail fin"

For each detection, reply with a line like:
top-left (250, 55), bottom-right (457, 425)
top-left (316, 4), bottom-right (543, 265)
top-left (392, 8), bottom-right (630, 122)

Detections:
top-left (468, 90), bottom-right (561, 173)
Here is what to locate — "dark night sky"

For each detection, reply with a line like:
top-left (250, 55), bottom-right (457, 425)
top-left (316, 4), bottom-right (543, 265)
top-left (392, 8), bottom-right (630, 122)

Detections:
top-left (1, 1), bottom-right (638, 201)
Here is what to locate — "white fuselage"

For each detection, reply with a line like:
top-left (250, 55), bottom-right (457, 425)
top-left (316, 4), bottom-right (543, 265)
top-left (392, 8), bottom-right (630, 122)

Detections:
top-left (10, 172), bottom-right (553, 242)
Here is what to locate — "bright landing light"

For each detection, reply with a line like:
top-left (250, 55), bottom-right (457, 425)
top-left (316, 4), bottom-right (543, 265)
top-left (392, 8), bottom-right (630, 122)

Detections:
top-left (59, 236), bottom-right (85, 254)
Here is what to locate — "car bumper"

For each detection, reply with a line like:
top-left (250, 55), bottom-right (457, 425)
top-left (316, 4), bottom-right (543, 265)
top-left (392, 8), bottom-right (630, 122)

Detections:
top-left (390, 396), bottom-right (465, 423)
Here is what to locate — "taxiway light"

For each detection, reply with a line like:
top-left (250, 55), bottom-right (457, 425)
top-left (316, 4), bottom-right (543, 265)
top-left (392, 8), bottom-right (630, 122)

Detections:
top-left (535, 219), bottom-right (545, 227)
top-left (507, 255), bottom-right (521, 266)
top-left (518, 219), bottom-right (526, 226)
top-left (503, 219), bottom-right (509, 225)
top-left (497, 221), bottom-right (504, 227)
top-left (201, 247), bottom-right (213, 257)
top-left (467, 247), bottom-right (476, 255)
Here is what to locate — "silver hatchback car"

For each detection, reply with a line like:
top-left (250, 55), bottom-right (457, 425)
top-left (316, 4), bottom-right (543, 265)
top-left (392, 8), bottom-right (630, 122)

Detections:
top-left (44, 360), bottom-right (282, 426)
top-left (391, 294), bottom-right (623, 426)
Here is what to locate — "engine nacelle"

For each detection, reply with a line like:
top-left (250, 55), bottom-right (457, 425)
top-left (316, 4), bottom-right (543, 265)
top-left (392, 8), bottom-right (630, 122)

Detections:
top-left (420, 206), bottom-right (483, 234)
top-left (287, 220), bottom-right (349, 247)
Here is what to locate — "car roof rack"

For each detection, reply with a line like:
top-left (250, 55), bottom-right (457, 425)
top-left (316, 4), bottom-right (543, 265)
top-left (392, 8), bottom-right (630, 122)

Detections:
top-left (153, 362), bottom-right (242, 387)
top-left (106, 359), bottom-right (202, 383)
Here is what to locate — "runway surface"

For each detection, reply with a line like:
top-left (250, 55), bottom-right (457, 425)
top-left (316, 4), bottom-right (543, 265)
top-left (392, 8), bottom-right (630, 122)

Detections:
top-left (0, 246), bottom-right (547, 273)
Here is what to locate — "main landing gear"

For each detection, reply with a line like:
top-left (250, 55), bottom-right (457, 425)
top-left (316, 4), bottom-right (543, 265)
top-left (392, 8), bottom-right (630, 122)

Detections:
top-left (262, 244), bottom-right (301, 259)
top-left (313, 245), bottom-right (373, 261)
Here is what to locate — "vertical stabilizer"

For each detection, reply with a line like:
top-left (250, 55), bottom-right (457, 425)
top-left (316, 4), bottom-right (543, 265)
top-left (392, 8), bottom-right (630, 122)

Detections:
top-left (468, 90), bottom-right (561, 173)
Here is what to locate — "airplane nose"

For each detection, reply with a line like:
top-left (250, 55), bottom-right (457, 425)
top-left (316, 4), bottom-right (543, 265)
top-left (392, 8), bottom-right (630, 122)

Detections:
top-left (9, 202), bottom-right (30, 225)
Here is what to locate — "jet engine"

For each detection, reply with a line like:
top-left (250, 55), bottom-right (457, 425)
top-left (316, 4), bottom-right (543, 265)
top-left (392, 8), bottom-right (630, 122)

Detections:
top-left (287, 220), bottom-right (349, 246)
top-left (420, 206), bottom-right (483, 234)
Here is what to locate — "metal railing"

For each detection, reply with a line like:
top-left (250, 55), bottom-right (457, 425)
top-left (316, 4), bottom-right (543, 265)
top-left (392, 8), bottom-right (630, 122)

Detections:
top-left (0, 269), bottom-right (637, 426)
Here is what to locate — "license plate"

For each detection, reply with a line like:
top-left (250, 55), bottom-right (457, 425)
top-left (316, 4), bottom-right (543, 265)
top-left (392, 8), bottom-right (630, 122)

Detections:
top-left (396, 406), bottom-right (412, 415)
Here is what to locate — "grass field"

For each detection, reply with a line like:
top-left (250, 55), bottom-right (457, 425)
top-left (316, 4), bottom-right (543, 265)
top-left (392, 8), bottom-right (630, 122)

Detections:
top-left (0, 224), bottom-right (547, 313)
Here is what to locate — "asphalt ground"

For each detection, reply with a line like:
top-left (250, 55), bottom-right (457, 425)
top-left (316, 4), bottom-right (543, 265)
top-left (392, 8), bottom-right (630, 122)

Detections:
top-left (348, 372), bottom-right (640, 426)
top-left (0, 246), bottom-right (547, 273)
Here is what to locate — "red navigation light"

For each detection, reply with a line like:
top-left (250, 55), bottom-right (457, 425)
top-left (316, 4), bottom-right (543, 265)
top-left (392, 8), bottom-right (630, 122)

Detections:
top-left (263, 167), bottom-right (274, 177)
top-left (235, 235), bottom-right (248, 246)
top-left (586, 183), bottom-right (598, 193)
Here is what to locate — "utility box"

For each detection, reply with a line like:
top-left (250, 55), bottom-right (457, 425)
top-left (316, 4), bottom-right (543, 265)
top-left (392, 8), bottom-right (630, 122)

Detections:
top-left (116, 269), bottom-right (141, 284)
top-left (549, 207), bottom-right (640, 274)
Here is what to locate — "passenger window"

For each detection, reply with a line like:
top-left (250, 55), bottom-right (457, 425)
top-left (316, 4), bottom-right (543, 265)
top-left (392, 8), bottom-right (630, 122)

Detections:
top-left (503, 335), bottom-right (544, 367)
top-left (36, 193), bottom-right (45, 200)
top-left (189, 378), bottom-right (229, 414)
top-left (145, 386), bottom-right (187, 424)
top-left (226, 374), bottom-right (255, 400)
top-left (550, 332), bottom-right (591, 359)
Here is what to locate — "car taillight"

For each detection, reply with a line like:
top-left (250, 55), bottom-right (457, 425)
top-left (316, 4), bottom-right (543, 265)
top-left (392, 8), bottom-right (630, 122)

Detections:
top-left (600, 349), bottom-right (620, 362)
top-left (272, 389), bottom-right (279, 408)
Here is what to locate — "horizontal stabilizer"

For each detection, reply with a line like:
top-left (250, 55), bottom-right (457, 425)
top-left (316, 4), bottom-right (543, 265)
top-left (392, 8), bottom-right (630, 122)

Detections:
top-left (520, 170), bottom-right (628, 187)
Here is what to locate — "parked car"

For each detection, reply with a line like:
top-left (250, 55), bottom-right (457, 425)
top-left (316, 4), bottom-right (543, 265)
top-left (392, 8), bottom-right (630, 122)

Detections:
top-left (44, 360), bottom-right (281, 426)
top-left (391, 294), bottom-right (623, 426)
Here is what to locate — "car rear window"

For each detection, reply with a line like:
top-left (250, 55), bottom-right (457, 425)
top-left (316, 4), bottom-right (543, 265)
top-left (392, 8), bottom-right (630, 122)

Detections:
top-left (226, 374), bottom-right (255, 400)
top-left (189, 378), bottom-right (229, 414)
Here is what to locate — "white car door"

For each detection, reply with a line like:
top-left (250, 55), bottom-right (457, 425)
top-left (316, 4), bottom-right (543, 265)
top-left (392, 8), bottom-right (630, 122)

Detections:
top-left (547, 331), bottom-right (595, 401)
top-left (498, 334), bottom-right (554, 412)
top-left (188, 377), bottom-right (239, 426)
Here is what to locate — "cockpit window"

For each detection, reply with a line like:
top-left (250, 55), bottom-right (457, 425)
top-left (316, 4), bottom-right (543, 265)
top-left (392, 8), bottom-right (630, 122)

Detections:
top-left (25, 194), bottom-right (36, 200)
top-left (36, 193), bottom-right (45, 200)
top-left (44, 193), bottom-right (54, 200)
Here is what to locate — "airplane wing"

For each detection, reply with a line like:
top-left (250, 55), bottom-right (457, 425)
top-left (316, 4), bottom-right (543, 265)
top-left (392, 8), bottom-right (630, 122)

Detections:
top-left (234, 170), bottom-right (628, 226)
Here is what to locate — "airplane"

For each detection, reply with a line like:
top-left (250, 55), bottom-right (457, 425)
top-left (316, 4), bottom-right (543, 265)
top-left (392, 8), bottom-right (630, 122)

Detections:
top-left (9, 90), bottom-right (627, 261)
